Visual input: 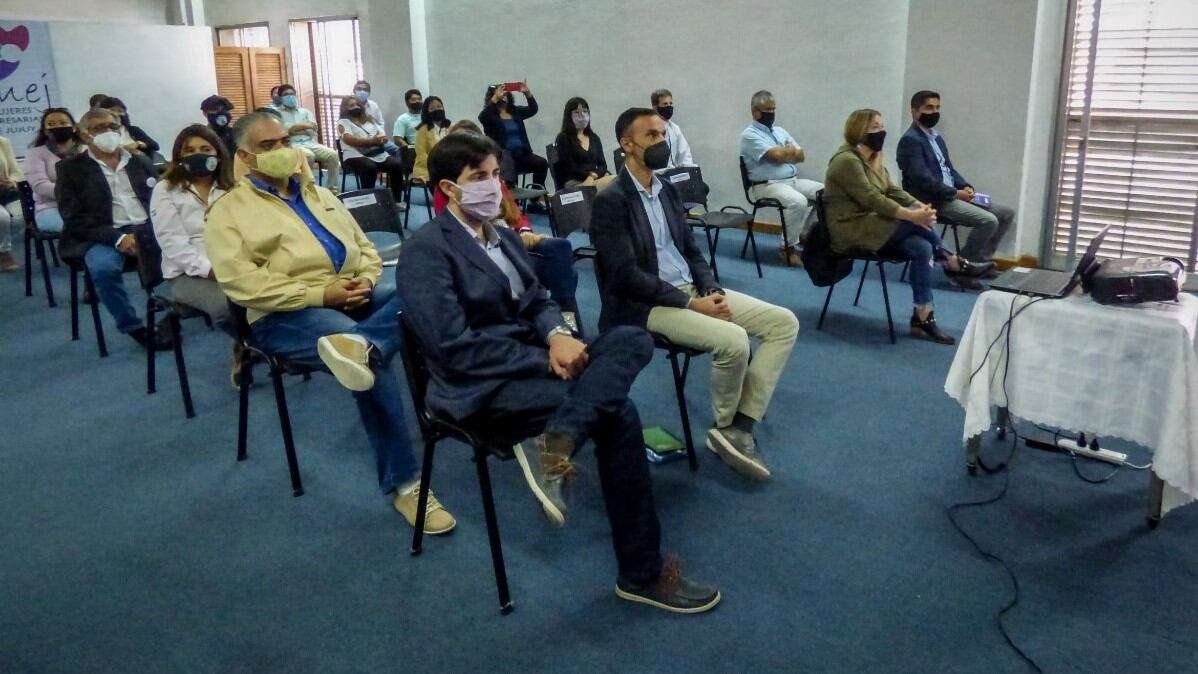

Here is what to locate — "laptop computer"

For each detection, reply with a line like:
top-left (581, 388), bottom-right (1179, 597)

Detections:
top-left (990, 225), bottom-right (1112, 299)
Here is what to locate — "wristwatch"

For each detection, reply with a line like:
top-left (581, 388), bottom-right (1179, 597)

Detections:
top-left (546, 326), bottom-right (573, 342)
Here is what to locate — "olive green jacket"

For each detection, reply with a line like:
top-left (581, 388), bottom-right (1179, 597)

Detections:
top-left (823, 145), bottom-right (916, 254)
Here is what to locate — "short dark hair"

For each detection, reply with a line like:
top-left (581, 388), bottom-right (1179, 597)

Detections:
top-left (88, 93), bottom-right (108, 109)
top-left (278, 83), bottom-right (296, 96)
top-left (233, 111), bottom-right (284, 150)
top-left (354, 80), bottom-right (371, 92)
top-left (911, 90), bottom-right (940, 109)
top-left (650, 88), bottom-right (672, 106)
top-left (201, 95), bottom-right (233, 112)
top-left (99, 96), bottom-right (125, 111)
top-left (254, 106), bottom-right (283, 119)
top-left (614, 107), bottom-right (659, 141)
top-left (404, 88), bottom-right (422, 101)
top-left (428, 133), bottom-right (501, 188)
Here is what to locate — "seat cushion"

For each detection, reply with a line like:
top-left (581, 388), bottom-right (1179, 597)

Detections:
top-left (696, 211), bottom-right (752, 229)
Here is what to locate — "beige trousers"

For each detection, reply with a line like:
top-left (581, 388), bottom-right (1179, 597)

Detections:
top-left (646, 286), bottom-right (798, 428)
top-left (297, 144), bottom-right (341, 191)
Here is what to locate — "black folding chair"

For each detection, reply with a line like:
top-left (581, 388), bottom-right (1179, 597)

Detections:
top-left (66, 260), bottom-right (113, 358)
top-left (545, 143), bottom-right (564, 191)
top-left (17, 181), bottom-right (59, 306)
top-left (133, 228), bottom-right (210, 419)
top-left (735, 157), bottom-right (774, 274)
top-left (660, 166), bottom-right (753, 283)
top-left (339, 188), bottom-right (404, 264)
top-left (592, 264), bottom-right (702, 470)
top-left (547, 185), bottom-right (598, 260)
top-left (812, 192), bottom-right (904, 344)
top-left (401, 147), bottom-right (432, 229)
top-left (229, 301), bottom-right (315, 497)
top-left (398, 313), bottom-right (518, 615)
top-left (613, 148), bottom-right (626, 174)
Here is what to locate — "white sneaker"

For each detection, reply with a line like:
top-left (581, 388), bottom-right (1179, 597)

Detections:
top-left (317, 334), bottom-right (375, 391)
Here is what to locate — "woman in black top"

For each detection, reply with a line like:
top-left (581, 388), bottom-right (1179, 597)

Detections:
top-left (477, 81), bottom-right (548, 187)
top-left (553, 97), bottom-right (613, 190)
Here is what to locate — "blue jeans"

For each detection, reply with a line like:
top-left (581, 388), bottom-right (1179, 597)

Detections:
top-left (83, 235), bottom-right (142, 334)
top-left (882, 221), bottom-right (948, 307)
top-left (528, 237), bottom-right (580, 317)
top-left (250, 283), bottom-right (419, 493)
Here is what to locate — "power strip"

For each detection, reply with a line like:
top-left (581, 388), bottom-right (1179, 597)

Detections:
top-left (1057, 438), bottom-right (1128, 466)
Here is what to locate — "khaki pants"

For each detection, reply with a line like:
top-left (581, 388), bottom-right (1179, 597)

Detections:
top-left (297, 144), bottom-right (341, 191)
top-left (749, 177), bottom-right (823, 248)
top-left (646, 286), bottom-right (798, 428)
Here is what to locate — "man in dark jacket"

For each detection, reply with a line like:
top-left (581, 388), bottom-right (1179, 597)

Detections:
top-left (896, 90), bottom-right (1014, 271)
top-left (590, 108), bottom-right (799, 483)
top-left (200, 95), bottom-right (236, 154)
top-left (396, 132), bottom-right (719, 614)
top-left (57, 107), bottom-right (167, 350)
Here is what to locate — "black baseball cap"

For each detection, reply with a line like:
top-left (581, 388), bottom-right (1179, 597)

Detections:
top-left (201, 95), bottom-right (233, 112)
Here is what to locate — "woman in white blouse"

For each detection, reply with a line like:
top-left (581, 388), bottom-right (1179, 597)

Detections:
top-left (149, 124), bottom-right (234, 331)
top-left (0, 134), bottom-right (26, 272)
top-left (337, 95), bottom-right (407, 201)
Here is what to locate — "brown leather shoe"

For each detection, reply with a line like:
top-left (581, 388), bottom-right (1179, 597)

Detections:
top-left (778, 247), bottom-right (804, 267)
top-left (0, 251), bottom-right (19, 272)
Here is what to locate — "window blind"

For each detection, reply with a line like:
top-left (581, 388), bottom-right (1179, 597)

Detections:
top-left (1049, 0), bottom-right (1198, 269)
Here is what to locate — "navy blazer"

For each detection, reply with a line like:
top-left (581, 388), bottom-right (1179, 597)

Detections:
top-left (395, 210), bottom-right (564, 421)
top-left (895, 123), bottom-right (971, 205)
top-left (590, 168), bottom-right (719, 330)
top-left (56, 150), bottom-right (158, 260)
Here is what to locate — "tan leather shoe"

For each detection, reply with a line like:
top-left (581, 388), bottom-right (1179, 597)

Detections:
top-left (317, 334), bottom-right (375, 391)
top-left (394, 487), bottom-right (456, 534)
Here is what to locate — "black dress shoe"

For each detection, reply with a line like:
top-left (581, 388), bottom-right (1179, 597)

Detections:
top-left (129, 322), bottom-right (174, 351)
top-left (947, 275), bottom-right (985, 291)
top-left (910, 310), bottom-right (956, 345)
top-left (947, 258), bottom-right (996, 278)
top-left (615, 559), bottom-right (721, 614)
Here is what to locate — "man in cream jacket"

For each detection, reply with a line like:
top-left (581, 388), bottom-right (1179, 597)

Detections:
top-left (205, 112), bottom-right (454, 533)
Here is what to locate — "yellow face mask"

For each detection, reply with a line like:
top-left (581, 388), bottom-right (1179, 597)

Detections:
top-left (249, 146), bottom-right (300, 179)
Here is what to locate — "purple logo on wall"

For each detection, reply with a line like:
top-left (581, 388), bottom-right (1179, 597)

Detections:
top-left (0, 24), bottom-right (31, 80)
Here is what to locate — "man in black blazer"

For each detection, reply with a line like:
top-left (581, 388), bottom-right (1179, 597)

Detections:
top-left (896, 90), bottom-right (1014, 274)
top-left (396, 133), bottom-right (719, 614)
top-left (57, 107), bottom-right (167, 350)
top-left (590, 108), bottom-right (798, 483)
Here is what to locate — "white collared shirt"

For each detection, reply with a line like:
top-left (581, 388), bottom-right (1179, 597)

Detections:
top-left (662, 119), bottom-right (695, 170)
top-left (89, 148), bottom-right (149, 227)
top-left (150, 179), bottom-right (226, 279)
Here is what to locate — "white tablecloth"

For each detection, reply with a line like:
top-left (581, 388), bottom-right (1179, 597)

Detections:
top-left (945, 291), bottom-right (1198, 512)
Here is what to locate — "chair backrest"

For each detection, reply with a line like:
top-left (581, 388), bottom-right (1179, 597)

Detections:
top-left (737, 156), bottom-right (754, 203)
top-left (613, 148), bottom-right (626, 174)
top-left (132, 225), bottom-right (165, 291)
top-left (658, 166), bottom-right (706, 208)
top-left (545, 143), bottom-right (563, 190)
top-left (338, 188), bottom-right (401, 235)
top-left (16, 181), bottom-right (36, 228)
top-left (397, 312), bottom-right (436, 439)
top-left (548, 185), bottom-right (597, 238)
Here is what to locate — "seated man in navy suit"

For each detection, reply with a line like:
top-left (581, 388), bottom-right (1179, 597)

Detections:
top-left (896, 90), bottom-right (1014, 287)
top-left (395, 133), bottom-right (719, 614)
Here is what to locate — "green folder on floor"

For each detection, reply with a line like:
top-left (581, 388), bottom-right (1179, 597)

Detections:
top-left (643, 427), bottom-right (685, 463)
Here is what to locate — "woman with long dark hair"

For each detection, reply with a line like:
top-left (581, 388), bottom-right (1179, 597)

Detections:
top-left (553, 97), bottom-right (612, 190)
top-left (412, 96), bottom-right (450, 182)
top-left (150, 124), bottom-right (236, 332)
top-left (22, 107), bottom-right (80, 241)
top-left (337, 95), bottom-right (407, 200)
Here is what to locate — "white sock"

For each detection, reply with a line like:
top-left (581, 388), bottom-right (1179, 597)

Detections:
top-left (398, 478), bottom-right (421, 495)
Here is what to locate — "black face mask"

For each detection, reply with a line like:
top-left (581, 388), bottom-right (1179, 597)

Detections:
top-left (656, 105), bottom-right (674, 121)
top-left (348, 108), bottom-right (365, 118)
top-left (918, 112), bottom-right (940, 128)
top-left (407, 101), bottom-right (422, 113)
top-left (640, 140), bottom-right (671, 170)
top-left (429, 109), bottom-right (446, 123)
top-left (206, 112), bottom-right (230, 128)
top-left (47, 127), bottom-right (74, 144)
top-left (863, 130), bottom-right (887, 152)
top-left (758, 111), bottom-right (776, 128)
top-left (181, 154), bottom-right (218, 177)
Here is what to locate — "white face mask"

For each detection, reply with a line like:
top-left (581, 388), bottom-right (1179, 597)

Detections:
top-left (92, 131), bottom-right (122, 154)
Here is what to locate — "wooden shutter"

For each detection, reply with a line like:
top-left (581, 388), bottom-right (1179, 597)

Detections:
top-left (214, 47), bottom-right (253, 121)
top-left (248, 47), bottom-right (288, 111)
top-left (1049, 0), bottom-right (1198, 269)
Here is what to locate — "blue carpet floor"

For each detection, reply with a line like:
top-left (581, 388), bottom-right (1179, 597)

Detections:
top-left (2, 199), bottom-right (1196, 673)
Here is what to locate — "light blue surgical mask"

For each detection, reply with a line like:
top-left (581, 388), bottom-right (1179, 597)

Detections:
top-left (282, 94), bottom-right (298, 108)
top-left (354, 90), bottom-right (369, 103)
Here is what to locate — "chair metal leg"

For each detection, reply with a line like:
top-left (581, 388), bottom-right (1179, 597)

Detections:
top-left (83, 270), bottom-right (107, 357)
top-left (49, 241), bottom-right (60, 267)
top-left (818, 283), bottom-right (835, 331)
top-left (170, 313), bottom-right (195, 419)
top-left (268, 367), bottom-right (304, 496)
top-left (900, 261), bottom-right (909, 283)
top-left (146, 300), bottom-right (157, 394)
top-left (667, 350), bottom-right (699, 471)
top-left (878, 262), bottom-right (896, 344)
top-left (70, 268), bottom-right (80, 340)
top-left (422, 187), bottom-right (433, 220)
top-left (853, 261), bottom-right (868, 306)
top-left (1147, 471), bottom-right (1164, 529)
top-left (23, 230), bottom-right (33, 296)
top-left (473, 446), bottom-right (514, 614)
top-left (779, 211), bottom-right (791, 265)
top-left (37, 238), bottom-right (55, 307)
top-left (747, 225), bottom-right (762, 278)
top-left (403, 182), bottom-right (413, 230)
top-left (704, 227), bottom-right (719, 283)
top-left (236, 357), bottom-right (251, 461)
top-left (740, 207), bottom-right (756, 259)
top-left (410, 439), bottom-right (437, 556)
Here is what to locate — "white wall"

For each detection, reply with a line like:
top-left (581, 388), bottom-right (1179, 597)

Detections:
top-left (0, 0), bottom-right (167, 25)
top-left (425, 0), bottom-right (912, 219)
top-left (203, 0), bottom-right (417, 133)
top-left (49, 22), bottom-right (217, 153)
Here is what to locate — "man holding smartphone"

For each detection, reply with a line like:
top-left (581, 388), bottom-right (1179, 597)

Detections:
top-left (897, 90), bottom-right (1014, 282)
